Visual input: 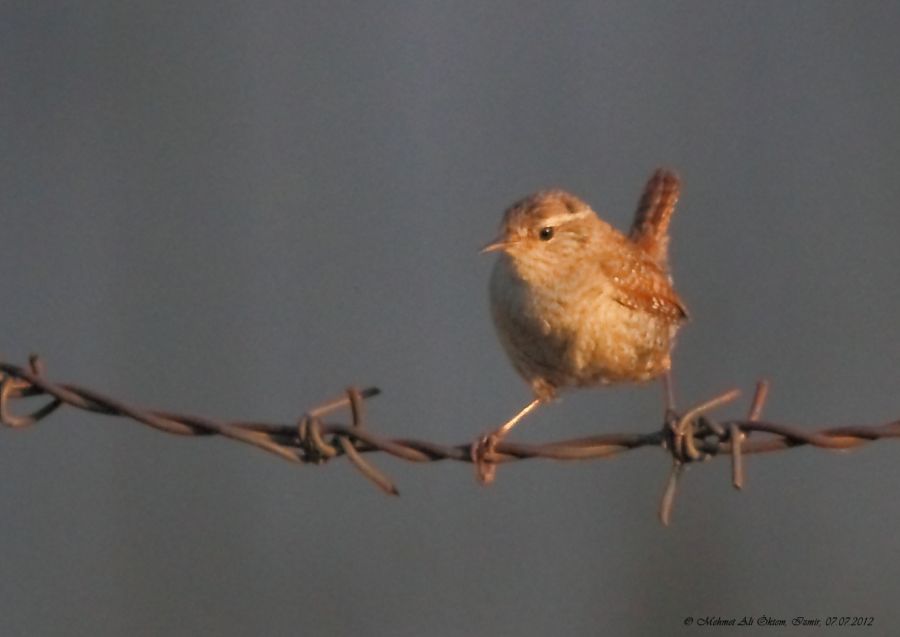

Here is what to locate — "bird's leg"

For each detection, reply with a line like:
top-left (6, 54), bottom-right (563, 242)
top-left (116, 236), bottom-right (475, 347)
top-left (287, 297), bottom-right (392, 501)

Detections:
top-left (472, 398), bottom-right (542, 485)
top-left (496, 397), bottom-right (542, 438)
top-left (662, 370), bottom-right (677, 421)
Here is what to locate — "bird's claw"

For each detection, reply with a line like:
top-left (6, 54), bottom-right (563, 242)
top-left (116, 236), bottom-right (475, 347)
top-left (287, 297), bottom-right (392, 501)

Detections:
top-left (471, 432), bottom-right (501, 485)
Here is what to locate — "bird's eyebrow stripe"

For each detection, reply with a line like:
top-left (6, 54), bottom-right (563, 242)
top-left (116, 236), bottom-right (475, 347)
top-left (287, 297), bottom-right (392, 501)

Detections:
top-left (540, 208), bottom-right (592, 227)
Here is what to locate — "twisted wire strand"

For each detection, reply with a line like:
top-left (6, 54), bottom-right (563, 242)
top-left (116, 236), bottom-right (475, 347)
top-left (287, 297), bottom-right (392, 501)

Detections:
top-left (2, 356), bottom-right (898, 525)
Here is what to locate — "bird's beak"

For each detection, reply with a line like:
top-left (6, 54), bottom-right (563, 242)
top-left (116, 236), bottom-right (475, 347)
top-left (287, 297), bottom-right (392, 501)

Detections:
top-left (480, 238), bottom-right (512, 254)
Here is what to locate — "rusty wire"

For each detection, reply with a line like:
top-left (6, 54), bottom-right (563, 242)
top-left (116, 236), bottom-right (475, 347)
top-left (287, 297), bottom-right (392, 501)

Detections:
top-left (2, 355), bottom-right (899, 525)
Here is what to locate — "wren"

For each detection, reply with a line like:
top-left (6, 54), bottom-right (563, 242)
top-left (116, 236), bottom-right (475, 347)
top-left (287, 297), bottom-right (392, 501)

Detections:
top-left (474, 168), bottom-right (688, 483)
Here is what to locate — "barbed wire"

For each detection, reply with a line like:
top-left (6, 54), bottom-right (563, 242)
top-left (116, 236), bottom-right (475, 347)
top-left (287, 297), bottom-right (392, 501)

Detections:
top-left (2, 355), bottom-right (899, 525)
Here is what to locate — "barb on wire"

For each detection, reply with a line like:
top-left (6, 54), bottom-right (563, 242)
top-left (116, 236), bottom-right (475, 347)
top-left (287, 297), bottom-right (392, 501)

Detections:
top-left (2, 355), bottom-right (899, 524)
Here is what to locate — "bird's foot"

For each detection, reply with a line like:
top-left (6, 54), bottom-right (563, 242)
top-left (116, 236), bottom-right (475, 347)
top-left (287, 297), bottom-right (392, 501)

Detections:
top-left (471, 398), bottom-right (542, 485)
top-left (470, 431), bottom-right (503, 485)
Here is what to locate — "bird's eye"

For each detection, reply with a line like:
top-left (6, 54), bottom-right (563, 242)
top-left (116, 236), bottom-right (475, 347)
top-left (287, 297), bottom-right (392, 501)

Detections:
top-left (539, 227), bottom-right (555, 241)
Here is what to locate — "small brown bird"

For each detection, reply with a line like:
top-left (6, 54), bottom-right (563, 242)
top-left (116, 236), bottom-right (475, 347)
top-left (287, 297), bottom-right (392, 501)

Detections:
top-left (474, 168), bottom-right (688, 483)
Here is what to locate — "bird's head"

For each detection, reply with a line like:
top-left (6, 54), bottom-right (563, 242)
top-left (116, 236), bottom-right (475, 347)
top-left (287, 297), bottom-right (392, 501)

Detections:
top-left (482, 190), bottom-right (599, 277)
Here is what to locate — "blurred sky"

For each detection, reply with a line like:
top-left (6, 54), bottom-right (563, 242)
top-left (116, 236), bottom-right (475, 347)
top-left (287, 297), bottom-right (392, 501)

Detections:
top-left (2, 2), bottom-right (900, 636)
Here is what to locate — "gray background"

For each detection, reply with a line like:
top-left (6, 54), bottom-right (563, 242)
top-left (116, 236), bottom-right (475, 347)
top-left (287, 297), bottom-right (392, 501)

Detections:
top-left (2, 2), bottom-right (900, 636)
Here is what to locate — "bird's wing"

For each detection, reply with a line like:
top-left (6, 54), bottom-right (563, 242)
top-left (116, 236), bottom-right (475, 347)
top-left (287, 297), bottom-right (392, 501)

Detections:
top-left (628, 168), bottom-right (680, 266)
top-left (601, 251), bottom-right (688, 323)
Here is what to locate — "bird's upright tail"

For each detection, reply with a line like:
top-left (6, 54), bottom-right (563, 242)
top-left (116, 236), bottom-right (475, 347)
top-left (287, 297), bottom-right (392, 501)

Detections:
top-left (628, 168), bottom-right (681, 266)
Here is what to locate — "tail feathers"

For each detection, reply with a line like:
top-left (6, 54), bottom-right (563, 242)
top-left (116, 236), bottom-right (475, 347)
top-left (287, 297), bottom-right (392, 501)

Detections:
top-left (628, 168), bottom-right (681, 266)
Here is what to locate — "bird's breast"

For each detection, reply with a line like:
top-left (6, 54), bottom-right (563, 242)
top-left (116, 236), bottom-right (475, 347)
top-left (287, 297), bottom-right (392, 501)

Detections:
top-left (489, 256), bottom-right (594, 385)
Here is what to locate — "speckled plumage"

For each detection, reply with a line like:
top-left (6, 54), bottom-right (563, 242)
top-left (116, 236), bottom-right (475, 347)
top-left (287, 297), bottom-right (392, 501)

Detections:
top-left (486, 170), bottom-right (688, 402)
